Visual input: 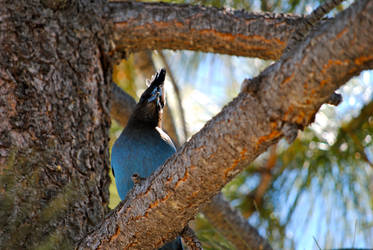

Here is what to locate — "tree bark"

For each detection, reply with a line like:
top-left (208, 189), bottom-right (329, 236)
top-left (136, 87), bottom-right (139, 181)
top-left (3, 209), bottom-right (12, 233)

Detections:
top-left (0, 1), bottom-right (111, 248)
top-left (79, 0), bottom-right (373, 248)
top-left (108, 1), bottom-right (305, 59)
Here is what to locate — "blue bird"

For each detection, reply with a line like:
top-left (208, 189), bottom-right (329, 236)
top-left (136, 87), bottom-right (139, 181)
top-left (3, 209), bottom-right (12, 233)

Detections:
top-left (111, 68), bottom-right (183, 250)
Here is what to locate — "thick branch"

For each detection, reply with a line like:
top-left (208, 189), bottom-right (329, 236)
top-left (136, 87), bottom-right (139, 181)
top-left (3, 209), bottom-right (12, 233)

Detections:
top-left (108, 1), bottom-right (305, 60)
top-left (80, 0), bottom-right (373, 248)
top-left (111, 83), bottom-right (136, 126)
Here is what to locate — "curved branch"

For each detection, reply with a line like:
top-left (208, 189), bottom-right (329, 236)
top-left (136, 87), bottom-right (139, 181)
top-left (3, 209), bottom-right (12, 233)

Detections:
top-left (202, 193), bottom-right (273, 250)
top-left (80, 0), bottom-right (373, 248)
top-left (111, 83), bottom-right (136, 126)
top-left (108, 1), bottom-right (305, 60)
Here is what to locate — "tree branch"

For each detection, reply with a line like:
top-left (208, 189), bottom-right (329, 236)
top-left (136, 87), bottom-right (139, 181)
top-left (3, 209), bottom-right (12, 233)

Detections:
top-left (180, 225), bottom-right (202, 250)
top-left (283, 0), bottom-right (346, 54)
top-left (79, 0), bottom-right (373, 248)
top-left (202, 193), bottom-right (273, 250)
top-left (111, 83), bottom-right (136, 126)
top-left (108, 1), bottom-right (305, 60)
top-left (243, 145), bottom-right (278, 218)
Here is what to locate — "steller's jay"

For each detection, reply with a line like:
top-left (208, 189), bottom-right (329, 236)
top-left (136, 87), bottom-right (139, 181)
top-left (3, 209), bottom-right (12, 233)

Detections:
top-left (111, 68), bottom-right (183, 250)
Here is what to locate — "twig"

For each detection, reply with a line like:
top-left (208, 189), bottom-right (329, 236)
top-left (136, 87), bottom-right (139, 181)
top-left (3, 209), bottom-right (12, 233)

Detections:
top-left (284, 0), bottom-right (346, 55)
top-left (313, 236), bottom-right (322, 250)
top-left (181, 225), bottom-right (203, 250)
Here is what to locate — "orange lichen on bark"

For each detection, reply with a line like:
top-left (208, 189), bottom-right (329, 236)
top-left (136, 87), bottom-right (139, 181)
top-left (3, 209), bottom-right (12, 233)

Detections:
top-left (175, 168), bottom-right (189, 188)
top-left (149, 200), bottom-right (160, 210)
top-left (125, 242), bottom-right (138, 249)
top-left (190, 190), bottom-right (199, 199)
top-left (257, 130), bottom-right (282, 145)
top-left (240, 148), bottom-right (247, 158)
top-left (283, 105), bottom-right (294, 121)
top-left (148, 192), bottom-right (171, 210)
top-left (224, 159), bottom-right (240, 176)
top-left (295, 110), bottom-right (306, 124)
top-left (280, 72), bottom-right (295, 85)
top-left (115, 21), bottom-right (282, 58)
top-left (269, 122), bottom-right (278, 129)
top-left (320, 79), bottom-right (328, 86)
top-left (160, 193), bottom-right (171, 203)
top-left (109, 226), bottom-right (121, 242)
top-left (198, 30), bottom-right (283, 46)
top-left (321, 59), bottom-right (349, 75)
top-left (166, 176), bottom-right (173, 183)
top-left (319, 59), bottom-right (350, 86)
top-left (224, 148), bottom-right (247, 177)
top-left (334, 28), bottom-right (348, 40)
top-left (355, 55), bottom-right (373, 65)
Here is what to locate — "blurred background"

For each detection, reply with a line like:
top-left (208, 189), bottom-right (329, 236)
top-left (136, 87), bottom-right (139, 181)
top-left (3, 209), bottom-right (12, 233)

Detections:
top-left (109, 0), bottom-right (373, 249)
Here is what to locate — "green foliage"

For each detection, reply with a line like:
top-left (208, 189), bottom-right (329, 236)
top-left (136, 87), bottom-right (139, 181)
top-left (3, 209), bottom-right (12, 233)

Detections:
top-left (194, 214), bottom-right (237, 250)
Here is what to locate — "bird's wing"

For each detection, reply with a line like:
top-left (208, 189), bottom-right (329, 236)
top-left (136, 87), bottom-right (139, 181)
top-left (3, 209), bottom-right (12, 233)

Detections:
top-left (111, 129), bottom-right (176, 200)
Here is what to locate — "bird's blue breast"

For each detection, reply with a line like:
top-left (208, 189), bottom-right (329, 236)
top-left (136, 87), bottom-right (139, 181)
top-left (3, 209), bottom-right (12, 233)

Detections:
top-left (111, 127), bottom-right (176, 200)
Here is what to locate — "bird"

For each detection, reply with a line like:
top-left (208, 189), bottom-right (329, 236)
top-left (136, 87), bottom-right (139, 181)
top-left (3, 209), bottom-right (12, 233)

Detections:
top-left (111, 68), bottom-right (183, 250)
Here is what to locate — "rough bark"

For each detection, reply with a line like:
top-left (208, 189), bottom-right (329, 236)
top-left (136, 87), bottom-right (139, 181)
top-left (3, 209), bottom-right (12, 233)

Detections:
top-left (108, 1), bottom-right (305, 60)
top-left (0, 1), bottom-right (111, 248)
top-left (79, 0), bottom-right (373, 249)
top-left (180, 225), bottom-right (203, 250)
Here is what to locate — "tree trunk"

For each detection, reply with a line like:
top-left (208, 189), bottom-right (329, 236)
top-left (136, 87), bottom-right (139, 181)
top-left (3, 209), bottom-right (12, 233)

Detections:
top-left (0, 1), bottom-right (111, 248)
top-left (1, 0), bottom-right (372, 249)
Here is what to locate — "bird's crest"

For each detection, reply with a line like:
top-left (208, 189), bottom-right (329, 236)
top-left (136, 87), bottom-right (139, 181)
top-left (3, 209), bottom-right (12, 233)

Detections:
top-left (146, 68), bottom-right (166, 88)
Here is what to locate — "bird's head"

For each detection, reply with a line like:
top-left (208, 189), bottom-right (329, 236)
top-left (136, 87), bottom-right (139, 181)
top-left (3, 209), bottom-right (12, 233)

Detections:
top-left (130, 68), bottom-right (166, 127)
